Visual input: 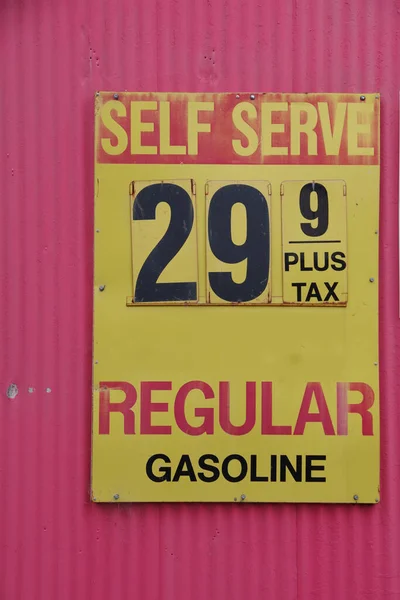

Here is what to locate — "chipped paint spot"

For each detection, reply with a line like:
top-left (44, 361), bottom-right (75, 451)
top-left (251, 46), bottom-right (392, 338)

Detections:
top-left (6, 383), bottom-right (18, 399)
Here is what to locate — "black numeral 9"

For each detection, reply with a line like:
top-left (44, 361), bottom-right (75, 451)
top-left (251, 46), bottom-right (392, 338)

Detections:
top-left (299, 182), bottom-right (329, 237)
top-left (208, 184), bottom-right (270, 302)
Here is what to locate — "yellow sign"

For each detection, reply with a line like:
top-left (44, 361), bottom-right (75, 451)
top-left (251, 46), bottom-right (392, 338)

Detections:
top-left (92, 92), bottom-right (380, 503)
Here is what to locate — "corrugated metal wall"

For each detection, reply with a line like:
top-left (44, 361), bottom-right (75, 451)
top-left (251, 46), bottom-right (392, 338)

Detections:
top-left (0, 0), bottom-right (398, 598)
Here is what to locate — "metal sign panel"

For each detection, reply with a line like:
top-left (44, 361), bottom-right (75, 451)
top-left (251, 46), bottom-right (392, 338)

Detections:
top-left (92, 92), bottom-right (380, 503)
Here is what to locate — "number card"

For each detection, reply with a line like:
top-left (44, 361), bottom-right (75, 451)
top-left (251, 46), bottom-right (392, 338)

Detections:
top-left (130, 180), bottom-right (199, 304)
top-left (92, 93), bottom-right (380, 504)
top-left (281, 180), bottom-right (348, 305)
top-left (205, 181), bottom-right (271, 304)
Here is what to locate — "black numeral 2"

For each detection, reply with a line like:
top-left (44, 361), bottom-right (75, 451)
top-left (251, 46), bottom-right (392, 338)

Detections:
top-left (133, 183), bottom-right (197, 302)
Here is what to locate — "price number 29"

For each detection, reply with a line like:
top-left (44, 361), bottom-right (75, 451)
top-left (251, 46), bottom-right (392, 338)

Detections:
top-left (131, 181), bottom-right (271, 304)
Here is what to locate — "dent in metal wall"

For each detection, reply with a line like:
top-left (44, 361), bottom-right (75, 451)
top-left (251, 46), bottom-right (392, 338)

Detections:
top-left (0, 0), bottom-right (399, 598)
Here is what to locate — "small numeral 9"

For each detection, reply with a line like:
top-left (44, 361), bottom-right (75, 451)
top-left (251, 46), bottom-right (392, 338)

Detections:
top-left (299, 182), bottom-right (329, 237)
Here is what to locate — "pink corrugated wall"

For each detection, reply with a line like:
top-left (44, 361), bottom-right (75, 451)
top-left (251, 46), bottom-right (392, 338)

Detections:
top-left (0, 0), bottom-right (398, 598)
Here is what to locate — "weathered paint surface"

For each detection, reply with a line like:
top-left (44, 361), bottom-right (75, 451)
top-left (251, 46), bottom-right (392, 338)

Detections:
top-left (0, 0), bottom-right (398, 598)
